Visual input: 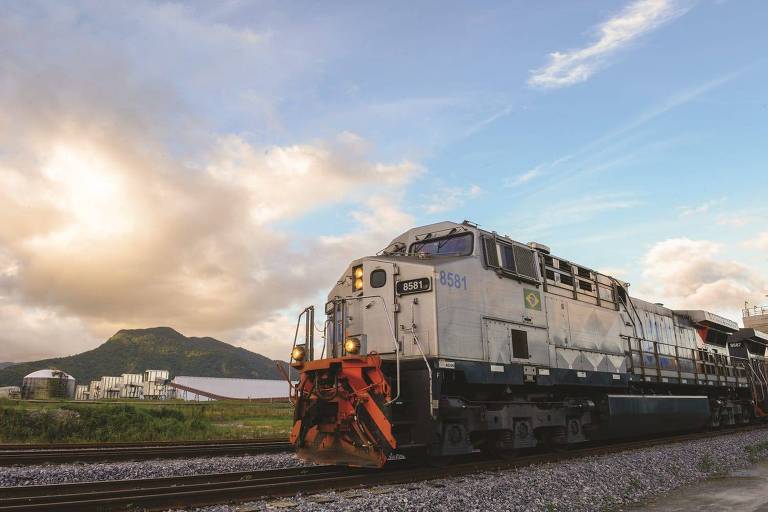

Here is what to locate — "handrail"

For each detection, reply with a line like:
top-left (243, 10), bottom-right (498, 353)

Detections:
top-left (412, 331), bottom-right (435, 419)
top-left (288, 306), bottom-right (313, 404)
top-left (753, 360), bottom-right (768, 395)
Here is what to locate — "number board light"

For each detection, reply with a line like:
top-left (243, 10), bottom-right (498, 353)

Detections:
top-left (396, 277), bottom-right (431, 295)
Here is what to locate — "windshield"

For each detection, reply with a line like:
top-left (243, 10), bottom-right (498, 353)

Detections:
top-left (410, 232), bottom-right (473, 257)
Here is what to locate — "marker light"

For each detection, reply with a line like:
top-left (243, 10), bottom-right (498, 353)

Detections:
top-left (291, 345), bottom-right (306, 362)
top-left (352, 266), bottom-right (363, 291)
top-left (344, 337), bottom-right (361, 355)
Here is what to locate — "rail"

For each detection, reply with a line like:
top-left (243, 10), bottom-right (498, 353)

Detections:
top-left (0, 439), bottom-right (290, 466)
top-left (2, 426), bottom-right (765, 512)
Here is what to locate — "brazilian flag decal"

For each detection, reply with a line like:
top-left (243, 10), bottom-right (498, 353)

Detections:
top-left (524, 289), bottom-right (542, 311)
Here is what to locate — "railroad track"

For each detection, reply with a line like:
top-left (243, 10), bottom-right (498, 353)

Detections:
top-left (0, 438), bottom-right (290, 466)
top-left (1, 426), bottom-right (766, 512)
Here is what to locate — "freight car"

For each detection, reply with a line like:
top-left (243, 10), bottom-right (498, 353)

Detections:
top-left (288, 221), bottom-right (768, 467)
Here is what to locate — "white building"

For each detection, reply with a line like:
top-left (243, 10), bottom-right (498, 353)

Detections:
top-left (75, 384), bottom-right (90, 400)
top-left (170, 376), bottom-right (290, 402)
top-left (88, 380), bottom-right (102, 400)
top-left (120, 373), bottom-right (143, 398)
top-left (0, 386), bottom-right (21, 399)
top-left (100, 376), bottom-right (123, 399)
top-left (142, 369), bottom-right (172, 400)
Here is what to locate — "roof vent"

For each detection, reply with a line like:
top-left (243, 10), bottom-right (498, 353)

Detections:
top-left (527, 242), bottom-right (551, 254)
top-left (655, 303), bottom-right (664, 307)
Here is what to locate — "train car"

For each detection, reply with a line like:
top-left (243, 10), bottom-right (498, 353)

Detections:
top-left (288, 221), bottom-right (764, 467)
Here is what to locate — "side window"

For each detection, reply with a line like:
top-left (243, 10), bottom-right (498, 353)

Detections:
top-left (511, 329), bottom-right (529, 359)
top-left (370, 269), bottom-right (386, 288)
top-left (482, 235), bottom-right (539, 283)
top-left (501, 245), bottom-right (516, 273)
top-left (483, 236), bottom-right (500, 268)
top-left (615, 284), bottom-right (628, 304)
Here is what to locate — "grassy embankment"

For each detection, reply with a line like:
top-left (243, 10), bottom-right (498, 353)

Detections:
top-left (0, 399), bottom-right (293, 444)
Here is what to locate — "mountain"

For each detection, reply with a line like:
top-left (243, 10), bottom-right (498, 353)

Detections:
top-left (0, 362), bottom-right (15, 370)
top-left (0, 327), bottom-right (289, 387)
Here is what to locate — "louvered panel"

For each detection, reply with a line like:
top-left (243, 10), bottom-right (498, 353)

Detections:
top-left (513, 245), bottom-right (537, 280)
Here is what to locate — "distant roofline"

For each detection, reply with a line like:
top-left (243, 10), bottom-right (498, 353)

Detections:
top-left (744, 305), bottom-right (768, 318)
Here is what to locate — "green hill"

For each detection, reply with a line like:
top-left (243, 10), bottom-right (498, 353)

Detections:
top-left (0, 327), bottom-right (289, 387)
top-left (0, 362), bottom-right (14, 370)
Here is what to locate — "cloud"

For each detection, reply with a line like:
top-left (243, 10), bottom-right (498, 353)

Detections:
top-left (637, 238), bottom-right (766, 318)
top-left (422, 185), bottom-right (482, 214)
top-left (518, 70), bottom-right (743, 197)
top-left (677, 198), bottom-right (726, 218)
top-left (529, 0), bottom-right (692, 88)
top-left (504, 167), bottom-right (543, 188)
top-left (0, 3), bottom-right (422, 361)
top-left (511, 192), bottom-right (642, 239)
top-left (745, 232), bottom-right (768, 252)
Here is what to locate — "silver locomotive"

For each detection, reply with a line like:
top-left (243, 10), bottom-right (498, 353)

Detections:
top-left (289, 221), bottom-right (767, 467)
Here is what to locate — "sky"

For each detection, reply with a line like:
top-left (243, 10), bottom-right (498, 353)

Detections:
top-left (0, 0), bottom-right (766, 362)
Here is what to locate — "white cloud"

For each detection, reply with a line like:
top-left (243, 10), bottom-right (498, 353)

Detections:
top-left (518, 71), bottom-right (743, 198)
top-left (422, 185), bottom-right (482, 214)
top-left (511, 192), bottom-right (642, 239)
top-left (637, 238), bottom-right (766, 319)
top-left (745, 232), bottom-right (768, 252)
top-left (529, 0), bottom-right (692, 88)
top-left (677, 198), bottom-right (726, 218)
top-left (0, 5), bottom-right (423, 361)
top-left (504, 166), bottom-right (543, 188)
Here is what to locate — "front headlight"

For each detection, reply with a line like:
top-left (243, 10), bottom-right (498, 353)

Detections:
top-left (291, 345), bottom-right (306, 362)
top-left (352, 266), bottom-right (363, 291)
top-left (344, 337), bottom-right (361, 355)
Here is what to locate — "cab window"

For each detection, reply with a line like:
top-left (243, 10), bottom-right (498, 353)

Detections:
top-left (410, 233), bottom-right (473, 257)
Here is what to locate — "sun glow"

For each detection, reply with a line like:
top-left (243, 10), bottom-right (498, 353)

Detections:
top-left (36, 143), bottom-right (136, 244)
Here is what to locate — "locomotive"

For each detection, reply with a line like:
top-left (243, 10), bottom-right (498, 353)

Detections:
top-left (288, 220), bottom-right (768, 467)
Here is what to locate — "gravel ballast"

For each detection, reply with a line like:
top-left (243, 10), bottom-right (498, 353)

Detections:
top-left (0, 452), bottom-right (307, 487)
top-left (186, 429), bottom-right (768, 512)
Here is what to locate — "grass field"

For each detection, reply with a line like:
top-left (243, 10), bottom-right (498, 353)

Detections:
top-left (0, 399), bottom-right (293, 444)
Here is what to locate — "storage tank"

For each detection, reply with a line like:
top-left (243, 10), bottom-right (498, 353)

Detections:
top-left (21, 369), bottom-right (76, 400)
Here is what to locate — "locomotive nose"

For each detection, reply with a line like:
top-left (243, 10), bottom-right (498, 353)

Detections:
top-left (290, 354), bottom-right (396, 468)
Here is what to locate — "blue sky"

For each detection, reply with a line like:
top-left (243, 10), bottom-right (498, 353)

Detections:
top-left (0, 0), bottom-right (766, 360)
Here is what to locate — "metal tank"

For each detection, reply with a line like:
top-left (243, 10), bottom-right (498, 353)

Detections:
top-left (21, 369), bottom-right (76, 400)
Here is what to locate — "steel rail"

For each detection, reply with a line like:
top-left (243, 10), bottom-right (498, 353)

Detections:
top-left (0, 438), bottom-right (287, 450)
top-left (0, 439), bottom-right (290, 466)
top-left (1, 425), bottom-right (765, 512)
